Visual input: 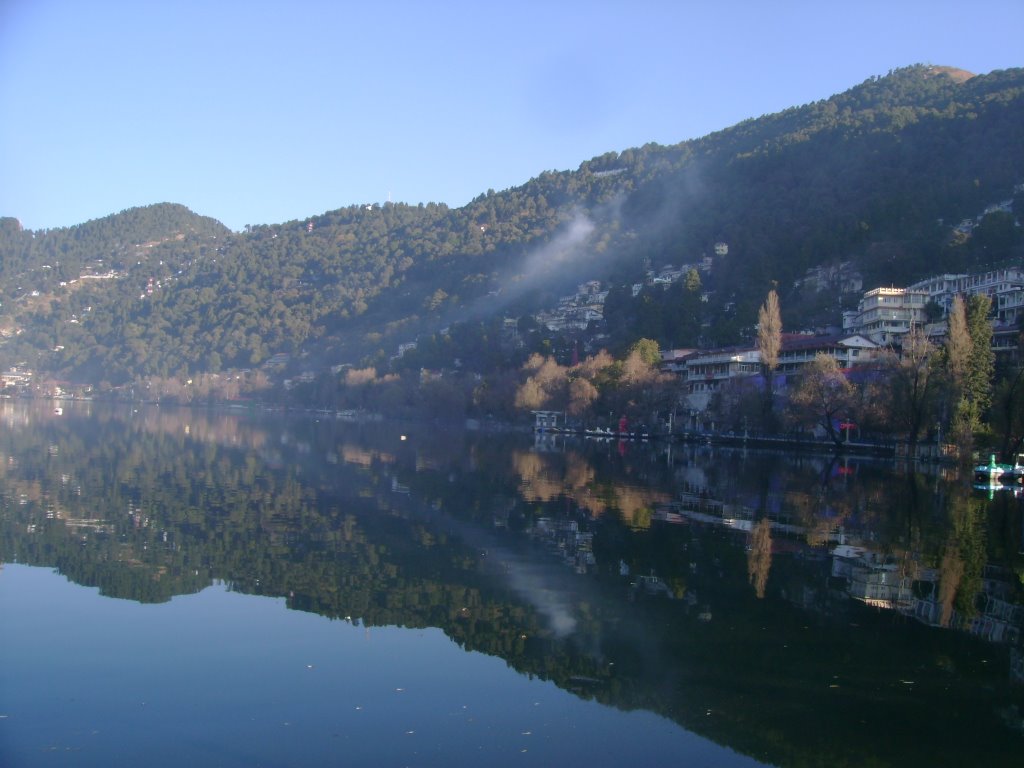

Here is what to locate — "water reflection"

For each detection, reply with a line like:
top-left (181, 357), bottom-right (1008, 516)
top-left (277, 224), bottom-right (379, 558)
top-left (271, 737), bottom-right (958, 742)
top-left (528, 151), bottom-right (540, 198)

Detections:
top-left (2, 400), bottom-right (1024, 766)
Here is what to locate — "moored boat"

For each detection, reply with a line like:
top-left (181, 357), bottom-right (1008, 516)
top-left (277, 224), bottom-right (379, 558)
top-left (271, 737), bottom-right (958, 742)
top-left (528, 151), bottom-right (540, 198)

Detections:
top-left (973, 454), bottom-right (1022, 484)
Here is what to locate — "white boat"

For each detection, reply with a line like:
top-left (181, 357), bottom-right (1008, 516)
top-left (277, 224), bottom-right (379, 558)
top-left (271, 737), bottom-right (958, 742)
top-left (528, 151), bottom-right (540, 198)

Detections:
top-left (973, 454), bottom-right (1024, 483)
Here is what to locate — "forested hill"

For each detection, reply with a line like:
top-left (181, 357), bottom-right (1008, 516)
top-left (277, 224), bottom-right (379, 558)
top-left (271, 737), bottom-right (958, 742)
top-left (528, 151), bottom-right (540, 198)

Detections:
top-left (0, 203), bottom-right (230, 282)
top-left (1, 64), bottom-right (1023, 387)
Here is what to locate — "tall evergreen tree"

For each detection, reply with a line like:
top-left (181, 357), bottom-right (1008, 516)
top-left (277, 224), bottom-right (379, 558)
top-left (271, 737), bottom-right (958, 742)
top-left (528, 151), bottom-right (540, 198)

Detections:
top-left (949, 294), bottom-right (994, 453)
top-left (965, 294), bottom-right (994, 416)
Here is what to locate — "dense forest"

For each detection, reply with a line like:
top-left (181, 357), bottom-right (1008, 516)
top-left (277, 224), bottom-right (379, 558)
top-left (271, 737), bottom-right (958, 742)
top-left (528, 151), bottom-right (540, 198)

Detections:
top-left (1, 64), bottom-right (1023, 392)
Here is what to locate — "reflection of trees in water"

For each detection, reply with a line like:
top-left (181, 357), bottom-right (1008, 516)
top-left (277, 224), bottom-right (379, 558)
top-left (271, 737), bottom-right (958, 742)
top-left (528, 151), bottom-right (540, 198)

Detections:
top-left (340, 444), bottom-right (395, 468)
top-left (511, 449), bottom-right (669, 526)
top-left (746, 518), bottom-right (772, 599)
top-left (513, 450), bottom-right (582, 502)
top-left (4, 402), bottom-right (1024, 768)
top-left (944, 488), bottom-right (987, 620)
top-left (939, 544), bottom-right (965, 626)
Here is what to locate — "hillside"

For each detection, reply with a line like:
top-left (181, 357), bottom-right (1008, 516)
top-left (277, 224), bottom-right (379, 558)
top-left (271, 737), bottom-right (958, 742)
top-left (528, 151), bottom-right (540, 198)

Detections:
top-left (1, 64), bottom-right (1022, 389)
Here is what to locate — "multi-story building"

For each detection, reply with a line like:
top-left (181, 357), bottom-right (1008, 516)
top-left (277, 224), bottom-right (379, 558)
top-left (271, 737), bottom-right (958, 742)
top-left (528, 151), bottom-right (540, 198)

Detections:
top-left (843, 287), bottom-right (929, 345)
top-left (679, 346), bottom-right (762, 411)
top-left (776, 333), bottom-right (877, 374)
top-left (845, 267), bottom-right (1024, 351)
top-left (904, 273), bottom-right (968, 314)
top-left (997, 288), bottom-right (1024, 325)
top-left (908, 267), bottom-right (1024, 315)
top-left (669, 334), bottom-right (879, 412)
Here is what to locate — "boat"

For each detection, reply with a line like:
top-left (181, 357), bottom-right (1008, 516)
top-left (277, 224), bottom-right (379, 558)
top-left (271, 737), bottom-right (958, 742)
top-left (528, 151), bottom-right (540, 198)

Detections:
top-left (53, 406), bottom-right (63, 415)
top-left (1006, 455), bottom-right (1024, 481)
top-left (973, 454), bottom-right (1022, 484)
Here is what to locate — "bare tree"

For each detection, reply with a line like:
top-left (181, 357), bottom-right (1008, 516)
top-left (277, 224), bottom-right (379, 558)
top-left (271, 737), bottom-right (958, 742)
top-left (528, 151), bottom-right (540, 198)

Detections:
top-left (887, 325), bottom-right (939, 449)
top-left (787, 353), bottom-right (854, 446)
top-left (514, 355), bottom-right (569, 412)
top-left (567, 377), bottom-right (599, 416)
top-left (757, 289), bottom-right (782, 429)
top-left (945, 295), bottom-right (971, 386)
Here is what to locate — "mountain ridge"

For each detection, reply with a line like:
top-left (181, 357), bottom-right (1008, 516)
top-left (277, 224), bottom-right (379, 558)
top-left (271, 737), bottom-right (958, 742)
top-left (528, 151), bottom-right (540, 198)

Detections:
top-left (0, 65), bottom-right (997, 234)
top-left (2, 64), bottom-right (1022, 391)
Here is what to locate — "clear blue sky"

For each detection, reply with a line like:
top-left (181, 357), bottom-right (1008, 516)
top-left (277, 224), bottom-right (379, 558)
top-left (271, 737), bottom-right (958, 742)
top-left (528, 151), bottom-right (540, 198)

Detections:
top-left (2, 0), bottom-right (1021, 233)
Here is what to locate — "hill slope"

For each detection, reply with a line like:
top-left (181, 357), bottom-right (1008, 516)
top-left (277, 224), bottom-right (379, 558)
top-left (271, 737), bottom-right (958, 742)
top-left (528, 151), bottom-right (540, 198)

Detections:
top-left (1, 64), bottom-right (1022, 387)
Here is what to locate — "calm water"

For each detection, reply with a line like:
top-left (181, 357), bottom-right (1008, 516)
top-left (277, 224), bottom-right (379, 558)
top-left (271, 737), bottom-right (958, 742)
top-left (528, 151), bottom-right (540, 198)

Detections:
top-left (1, 401), bottom-right (1022, 767)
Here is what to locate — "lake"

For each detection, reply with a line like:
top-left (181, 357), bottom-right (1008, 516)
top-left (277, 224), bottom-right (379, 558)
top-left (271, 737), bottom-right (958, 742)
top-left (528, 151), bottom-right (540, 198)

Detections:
top-left (1, 400), bottom-right (1022, 767)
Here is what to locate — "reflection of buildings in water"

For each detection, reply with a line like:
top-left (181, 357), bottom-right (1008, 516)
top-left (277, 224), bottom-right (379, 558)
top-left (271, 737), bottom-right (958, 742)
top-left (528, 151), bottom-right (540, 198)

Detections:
top-left (661, 491), bottom-right (1024, 649)
top-left (658, 493), bottom-right (830, 540)
top-left (1012, 649), bottom-right (1024, 683)
top-left (529, 516), bottom-right (596, 574)
top-left (533, 432), bottom-right (564, 453)
top-left (340, 444), bottom-right (395, 468)
top-left (0, 401), bottom-right (36, 429)
top-left (829, 547), bottom-right (1023, 647)
top-left (899, 565), bottom-right (1024, 645)
top-left (414, 452), bottom-right (444, 472)
top-left (673, 464), bottom-right (710, 495)
top-left (830, 545), bottom-right (912, 609)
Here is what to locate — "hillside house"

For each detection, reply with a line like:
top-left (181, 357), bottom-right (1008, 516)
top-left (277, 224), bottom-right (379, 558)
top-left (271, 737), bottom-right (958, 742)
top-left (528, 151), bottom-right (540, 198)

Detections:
top-left (802, 262), bottom-right (863, 295)
top-left (1, 368), bottom-right (32, 389)
top-left (908, 268), bottom-right (1024, 316)
top-left (660, 348), bottom-right (698, 375)
top-left (263, 353), bottom-right (290, 368)
top-left (775, 333), bottom-right (877, 374)
top-left (843, 287), bottom-right (929, 345)
top-left (536, 283), bottom-right (608, 332)
top-left (670, 334), bottom-right (879, 413)
top-left (846, 267), bottom-right (1024, 352)
top-left (675, 346), bottom-right (762, 412)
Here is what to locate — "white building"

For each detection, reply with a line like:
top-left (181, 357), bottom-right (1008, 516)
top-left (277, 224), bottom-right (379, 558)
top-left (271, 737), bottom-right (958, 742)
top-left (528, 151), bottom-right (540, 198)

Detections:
top-left (908, 267), bottom-right (1024, 316)
top-left (843, 287), bottom-right (929, 345)
top-left (846, 267), bottom-right (1024, 348)
top-left (776, 333), bottom-right (877, 374)
top-left (679, 346), bottom-right (762, 412)
top-left (670, 334), bottom-right (879, 413)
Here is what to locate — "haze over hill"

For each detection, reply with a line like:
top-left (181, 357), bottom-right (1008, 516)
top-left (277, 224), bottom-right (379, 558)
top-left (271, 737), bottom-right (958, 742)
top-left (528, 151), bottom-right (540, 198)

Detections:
top-left (1, 64), bottom-right (1022, 396)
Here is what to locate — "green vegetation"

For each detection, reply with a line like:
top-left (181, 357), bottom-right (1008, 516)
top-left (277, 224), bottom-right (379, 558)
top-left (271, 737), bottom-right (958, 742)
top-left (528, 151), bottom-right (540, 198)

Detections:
top-left (1, 65), bottom-right (1023, 411)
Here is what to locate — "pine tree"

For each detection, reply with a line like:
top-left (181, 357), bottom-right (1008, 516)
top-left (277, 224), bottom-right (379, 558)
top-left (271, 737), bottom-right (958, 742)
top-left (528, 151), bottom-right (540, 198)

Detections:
top-left (949, 294), bottom-right (994, 453)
